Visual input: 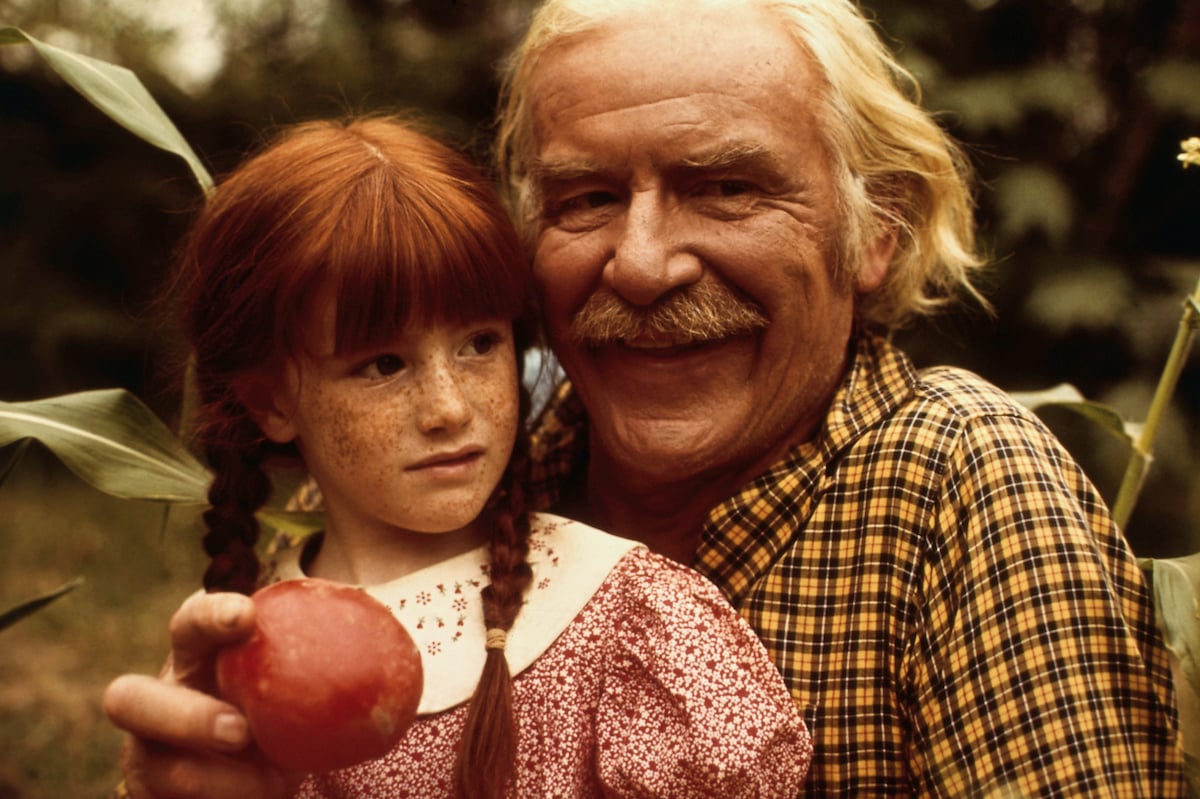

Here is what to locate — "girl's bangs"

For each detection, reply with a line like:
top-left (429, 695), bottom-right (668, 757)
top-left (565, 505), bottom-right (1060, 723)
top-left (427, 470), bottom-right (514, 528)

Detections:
top-left (325, 175), bottom-right (529, 355)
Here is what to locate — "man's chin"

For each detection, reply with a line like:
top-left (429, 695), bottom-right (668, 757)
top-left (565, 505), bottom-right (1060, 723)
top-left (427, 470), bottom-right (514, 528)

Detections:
top-left (595, 416), bottom-right (742, 482)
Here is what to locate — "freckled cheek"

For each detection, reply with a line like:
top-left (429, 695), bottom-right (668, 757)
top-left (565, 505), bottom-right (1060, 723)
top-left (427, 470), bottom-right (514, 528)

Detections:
top-left (317, 395), bottom-right (410, 468)
top-left (469, 371), bottom-right (520, 445)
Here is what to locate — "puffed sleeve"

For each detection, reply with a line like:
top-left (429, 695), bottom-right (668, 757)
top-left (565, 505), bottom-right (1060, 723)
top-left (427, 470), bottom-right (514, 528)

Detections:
top-left (595, 548), bottom-right (811, 798)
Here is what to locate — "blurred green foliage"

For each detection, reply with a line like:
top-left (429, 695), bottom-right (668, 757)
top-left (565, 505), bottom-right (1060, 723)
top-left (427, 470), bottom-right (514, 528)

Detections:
top-left (0, 0), bottom-right (1197, 560)
top-left (873, 0), bottom-right (1200, 557)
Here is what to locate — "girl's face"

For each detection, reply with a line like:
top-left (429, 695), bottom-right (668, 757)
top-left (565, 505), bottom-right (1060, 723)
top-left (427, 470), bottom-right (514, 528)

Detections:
top-left (255, 290), bottom-right (520, 546)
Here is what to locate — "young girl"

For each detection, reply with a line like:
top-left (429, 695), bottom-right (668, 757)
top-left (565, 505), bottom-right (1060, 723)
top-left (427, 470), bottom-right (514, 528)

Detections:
top-left (166, 114), bottom-right (809, 798)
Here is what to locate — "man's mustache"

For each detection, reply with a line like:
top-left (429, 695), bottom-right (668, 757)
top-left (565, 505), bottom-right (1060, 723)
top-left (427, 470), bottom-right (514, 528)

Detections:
top-left (568, 283), bottom-right (769, 347)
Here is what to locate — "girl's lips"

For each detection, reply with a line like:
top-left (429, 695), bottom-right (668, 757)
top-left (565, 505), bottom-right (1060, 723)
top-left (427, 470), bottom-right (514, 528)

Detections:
top-left (407, 448), bottom-right (484, 471)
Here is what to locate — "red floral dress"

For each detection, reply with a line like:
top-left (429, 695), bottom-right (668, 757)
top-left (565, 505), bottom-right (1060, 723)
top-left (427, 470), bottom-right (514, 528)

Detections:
top-left (263, 514), bottom-right (811, 798)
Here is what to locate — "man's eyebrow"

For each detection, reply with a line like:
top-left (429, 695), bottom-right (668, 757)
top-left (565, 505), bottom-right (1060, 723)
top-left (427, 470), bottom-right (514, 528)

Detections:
top-left (528, 158), bottom-right (605, 186)
top-left (528, 145), bottom-right (796, 191)
top-left (677, 143), bottom-right (783, 173)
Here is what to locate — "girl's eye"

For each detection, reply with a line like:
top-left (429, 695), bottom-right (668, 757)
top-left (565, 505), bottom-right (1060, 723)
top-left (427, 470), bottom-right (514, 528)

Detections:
top-left (465, 331), bottom-right (500, 356)
top-left (362, 354), bottom-right (405, 379)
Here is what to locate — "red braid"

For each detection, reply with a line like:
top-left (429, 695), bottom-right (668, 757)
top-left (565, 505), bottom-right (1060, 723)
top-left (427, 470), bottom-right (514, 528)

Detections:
top-left (454, 350), bottom-right (536, 799)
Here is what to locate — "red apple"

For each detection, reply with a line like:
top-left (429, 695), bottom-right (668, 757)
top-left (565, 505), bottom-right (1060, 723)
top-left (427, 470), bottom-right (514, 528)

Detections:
top-left (216, 577), bottom-right (423, 773)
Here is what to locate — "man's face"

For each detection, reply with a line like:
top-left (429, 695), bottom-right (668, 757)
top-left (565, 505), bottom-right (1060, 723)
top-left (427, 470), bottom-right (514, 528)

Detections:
top-left (527, 4), bottom-right (888, 487)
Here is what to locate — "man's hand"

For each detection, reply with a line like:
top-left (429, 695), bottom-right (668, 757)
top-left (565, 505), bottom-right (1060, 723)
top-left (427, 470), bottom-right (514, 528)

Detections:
top-left (102, 592), bottom-right (300, 799)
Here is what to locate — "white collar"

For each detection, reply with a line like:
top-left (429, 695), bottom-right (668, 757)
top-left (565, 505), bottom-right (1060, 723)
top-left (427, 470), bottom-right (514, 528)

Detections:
top-left (263, 512), bottom-right (641, 714)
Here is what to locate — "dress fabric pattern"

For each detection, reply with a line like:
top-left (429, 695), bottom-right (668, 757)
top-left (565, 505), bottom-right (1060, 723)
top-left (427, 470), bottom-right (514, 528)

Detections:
top-left (528, 332), bottom-right (1186, 798)
top-left (282, 545), bottom-right (811, 798)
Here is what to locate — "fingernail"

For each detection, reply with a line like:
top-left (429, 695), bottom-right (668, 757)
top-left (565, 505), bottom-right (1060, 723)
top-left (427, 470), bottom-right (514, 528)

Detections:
top-left (214, 711), bottom-right (248, 746)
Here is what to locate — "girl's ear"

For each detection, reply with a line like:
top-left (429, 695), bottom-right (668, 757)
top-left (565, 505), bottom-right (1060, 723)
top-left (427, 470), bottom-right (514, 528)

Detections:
top-left (234, 370), bottom-right (298, 444)
top-left (855, 226), bottom-right (898, 293)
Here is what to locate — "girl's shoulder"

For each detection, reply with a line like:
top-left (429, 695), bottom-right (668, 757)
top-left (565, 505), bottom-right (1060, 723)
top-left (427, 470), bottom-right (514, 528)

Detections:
top-left (586, 540), bottom-right (761, 652)
top-left (526, 512), bottom-right (643, 576)
top-left (507, 512), bottom-right (645, 663)
top-left (524, 515), bottom-right (753, 658)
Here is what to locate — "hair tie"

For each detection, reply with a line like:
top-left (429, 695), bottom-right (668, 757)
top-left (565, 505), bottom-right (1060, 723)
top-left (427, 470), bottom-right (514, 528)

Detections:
top-left (485, 628), bottom-right (508, 651)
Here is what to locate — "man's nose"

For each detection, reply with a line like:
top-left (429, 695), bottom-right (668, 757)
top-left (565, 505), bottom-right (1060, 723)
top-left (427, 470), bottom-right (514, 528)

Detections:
top-left (415, 360), bottom-right (472, 435)
top-left (603, 191), bottom-right (702, 306)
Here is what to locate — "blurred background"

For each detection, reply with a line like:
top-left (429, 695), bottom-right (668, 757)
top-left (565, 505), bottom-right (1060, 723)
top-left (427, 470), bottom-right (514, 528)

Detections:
top-left (0, 0), bottom-right (1198, 796)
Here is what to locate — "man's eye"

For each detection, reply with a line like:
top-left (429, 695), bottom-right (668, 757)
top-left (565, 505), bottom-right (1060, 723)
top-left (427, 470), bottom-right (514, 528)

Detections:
top-left (556, 190), bottom-right (617, 215)
top-left (700, 179), bottom-right (753, 197)
top-left (574, 191), bottom-right (616, 208)
top-left (543, 190), bottom-right (620, 230)
top-left (362, 354), bottom-right (405, 378)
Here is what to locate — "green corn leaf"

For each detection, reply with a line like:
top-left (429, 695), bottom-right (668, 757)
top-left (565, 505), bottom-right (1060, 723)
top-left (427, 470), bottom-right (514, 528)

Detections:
top-left (0, 389), bottom-right (209, 503)
top-left (1144, 555), bottom-right (1200, 788)
top-left (1146, 553), bottom-right (1200, 718)
top-left (1009, 383), bottom-right (1141, 445)
top-left (0, 26), bottom-right (212, 193)
top-left (257, 507), bottom-right (326, 538)
top-left (0, 577), bottom-right (84, 632)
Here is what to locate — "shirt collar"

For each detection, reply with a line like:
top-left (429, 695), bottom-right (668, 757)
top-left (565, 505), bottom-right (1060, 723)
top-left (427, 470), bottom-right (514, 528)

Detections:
top-left (696, 334), bottom-right (918, 603)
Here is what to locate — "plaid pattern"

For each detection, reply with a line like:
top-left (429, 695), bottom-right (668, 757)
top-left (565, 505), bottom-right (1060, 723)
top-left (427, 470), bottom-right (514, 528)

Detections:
top-left (528, 333), bottom-right (1185, 798)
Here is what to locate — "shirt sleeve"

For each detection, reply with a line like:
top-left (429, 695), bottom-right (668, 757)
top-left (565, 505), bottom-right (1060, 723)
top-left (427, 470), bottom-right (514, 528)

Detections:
top-left (595, 550), bottom-right (812, 798)
top-left (906, 409), bottom-right (1184, 797)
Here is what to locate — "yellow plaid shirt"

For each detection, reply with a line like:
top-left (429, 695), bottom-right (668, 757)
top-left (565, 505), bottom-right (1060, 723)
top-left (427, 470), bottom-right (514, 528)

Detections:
top-left (528, 333), bottom-right (1184, 798)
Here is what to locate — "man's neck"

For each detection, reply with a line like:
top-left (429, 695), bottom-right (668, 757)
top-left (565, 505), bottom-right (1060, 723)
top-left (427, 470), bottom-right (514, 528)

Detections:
top-left (583, 481), bottom-right (708, 564)
top-left (565, 452), bottom-right (749, 564)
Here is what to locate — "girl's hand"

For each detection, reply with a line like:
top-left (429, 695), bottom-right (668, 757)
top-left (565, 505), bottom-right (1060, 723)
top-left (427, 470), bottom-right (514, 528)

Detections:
top-left (103, 592), bottom-right (302, 799)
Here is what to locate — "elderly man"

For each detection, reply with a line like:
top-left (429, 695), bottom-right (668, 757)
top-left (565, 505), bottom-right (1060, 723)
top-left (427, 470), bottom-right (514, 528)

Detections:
top-left (104, 0), bottom-right (1184, 796)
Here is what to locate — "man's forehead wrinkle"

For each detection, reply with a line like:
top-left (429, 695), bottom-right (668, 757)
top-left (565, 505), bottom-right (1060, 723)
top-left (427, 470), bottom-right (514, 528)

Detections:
top-left (606, 89), bottom-right (759, 120)
top-left (538, 85), bottom-right (753, 128)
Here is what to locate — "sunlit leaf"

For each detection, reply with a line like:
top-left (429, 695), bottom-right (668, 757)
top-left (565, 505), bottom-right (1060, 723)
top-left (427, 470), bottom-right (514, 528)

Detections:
top-left (1010, 383), bottom-right (1090, 407)
top-left (1009, 383), bottom-right (1140, 445)
top-left (257, 507), bottom-right (326, 538)
top-left (0, 577), bottom-right (84, 632)
top-left (0, 26), bottom-right (212, 193)
top-left (0, 389), bottom-right (209, 503)
top-left (1147, 553), bottom-right (1200, 701)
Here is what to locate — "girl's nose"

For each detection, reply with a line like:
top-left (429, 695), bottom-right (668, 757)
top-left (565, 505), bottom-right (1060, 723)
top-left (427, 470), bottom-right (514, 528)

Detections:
top-left (415, 360), bottom-right (472, 435)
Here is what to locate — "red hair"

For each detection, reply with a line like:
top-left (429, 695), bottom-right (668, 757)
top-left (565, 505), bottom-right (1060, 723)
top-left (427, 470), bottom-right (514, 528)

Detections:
top-left (175, 115), bottom-right (533, 798)
top-left (183, 116), bottom-right (529, 372)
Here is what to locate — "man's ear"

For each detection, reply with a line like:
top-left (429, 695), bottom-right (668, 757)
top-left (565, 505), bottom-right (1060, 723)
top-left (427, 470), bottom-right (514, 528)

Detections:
top-left (855, 227), bottom-right (898, 293)
top-left (234, 371), bottom-right (297, 444)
